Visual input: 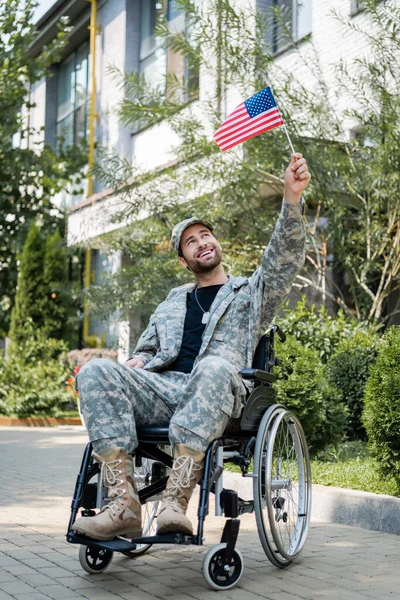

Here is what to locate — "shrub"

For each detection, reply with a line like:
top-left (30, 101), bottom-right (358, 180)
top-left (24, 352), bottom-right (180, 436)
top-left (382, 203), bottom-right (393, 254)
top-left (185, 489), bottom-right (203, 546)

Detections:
top-left (279, 297), bottom-right (378, 363)
top-left (327, 331), bottom-right (381, 440)
top-left (67, 348), bottom-right (118, 368)
top-left (0, 320), bottom-right (76, 417)
top-left (363, 326), bottom-right (400, 486)
top-left (274, 335), bottom-right (347, 455)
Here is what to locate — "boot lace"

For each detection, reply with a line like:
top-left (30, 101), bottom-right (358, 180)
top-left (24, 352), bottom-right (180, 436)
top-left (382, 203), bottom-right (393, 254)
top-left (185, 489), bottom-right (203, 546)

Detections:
top-left (160, 456), bottom-right (202, 515)
top-left (99, 459), bottom-right (128, 517)
top-left (168, 456), bottom-right (202, 496)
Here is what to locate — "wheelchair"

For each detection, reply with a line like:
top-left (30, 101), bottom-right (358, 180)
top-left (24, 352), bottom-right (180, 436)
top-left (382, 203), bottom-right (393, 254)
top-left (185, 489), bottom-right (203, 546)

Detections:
top-left (66, 325), bottom-right (312, 591)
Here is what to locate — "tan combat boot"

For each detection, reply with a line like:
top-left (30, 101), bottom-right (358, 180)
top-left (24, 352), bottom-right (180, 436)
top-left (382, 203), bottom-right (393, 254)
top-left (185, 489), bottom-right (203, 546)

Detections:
top-left (72, 447), bottom-right (142, 541)
top-left (157, 444), bottom-right (205, 535)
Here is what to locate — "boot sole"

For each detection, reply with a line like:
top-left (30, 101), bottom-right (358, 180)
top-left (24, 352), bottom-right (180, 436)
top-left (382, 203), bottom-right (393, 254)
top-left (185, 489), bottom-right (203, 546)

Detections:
top-left (72, 525), bottom-right (143, 541)
top-left (157, 522), bottom-right (193, 536)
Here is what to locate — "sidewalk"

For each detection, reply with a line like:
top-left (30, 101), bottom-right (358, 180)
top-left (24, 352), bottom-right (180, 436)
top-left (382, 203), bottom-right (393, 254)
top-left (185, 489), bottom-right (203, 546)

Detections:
top-left (0, 427), bottom-right (399, 600)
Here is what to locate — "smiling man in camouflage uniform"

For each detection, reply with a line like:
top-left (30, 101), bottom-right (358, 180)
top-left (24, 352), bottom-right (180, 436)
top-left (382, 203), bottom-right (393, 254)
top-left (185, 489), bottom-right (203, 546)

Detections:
top-left (72, 153), bottom-right (311, 541)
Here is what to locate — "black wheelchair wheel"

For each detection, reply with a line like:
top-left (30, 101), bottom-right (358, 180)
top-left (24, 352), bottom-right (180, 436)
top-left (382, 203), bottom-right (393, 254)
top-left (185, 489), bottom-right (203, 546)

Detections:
top-left (78, 545), bottom-right (113, 574)
top-left (253, 405), bottom-right (312, 568)
top-left (202, 543), bottom-right (244, 590)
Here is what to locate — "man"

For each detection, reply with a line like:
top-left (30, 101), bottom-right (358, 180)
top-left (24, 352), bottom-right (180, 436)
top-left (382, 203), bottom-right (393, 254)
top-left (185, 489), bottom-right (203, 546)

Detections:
top-left (72, 152), bottom-right (310, 541)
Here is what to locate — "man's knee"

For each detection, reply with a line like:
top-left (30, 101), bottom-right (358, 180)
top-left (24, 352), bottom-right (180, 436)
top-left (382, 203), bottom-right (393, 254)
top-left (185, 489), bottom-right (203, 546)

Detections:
top-left (169, 423), bottom-right (209, 453)
top-left (76, 358), bottom-right (119, 392)
top-left (194, 356), bottom-right (235, 377)
top-left (76, 358), bottom-right (116, 380)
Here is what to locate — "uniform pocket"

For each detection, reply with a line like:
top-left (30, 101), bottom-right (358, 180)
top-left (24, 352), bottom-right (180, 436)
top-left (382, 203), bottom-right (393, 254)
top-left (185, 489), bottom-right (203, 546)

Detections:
top-left (221, 394), bottom-right (234, 417)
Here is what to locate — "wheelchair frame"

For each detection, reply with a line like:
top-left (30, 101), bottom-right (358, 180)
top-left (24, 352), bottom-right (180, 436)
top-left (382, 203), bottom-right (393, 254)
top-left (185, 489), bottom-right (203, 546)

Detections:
top-left (66, 325), bottom-right (312, 590)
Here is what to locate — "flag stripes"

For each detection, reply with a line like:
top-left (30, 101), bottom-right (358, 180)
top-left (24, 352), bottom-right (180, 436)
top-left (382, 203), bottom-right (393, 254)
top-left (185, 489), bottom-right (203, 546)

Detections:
top-left (213, 86), bottom-right (284, 152)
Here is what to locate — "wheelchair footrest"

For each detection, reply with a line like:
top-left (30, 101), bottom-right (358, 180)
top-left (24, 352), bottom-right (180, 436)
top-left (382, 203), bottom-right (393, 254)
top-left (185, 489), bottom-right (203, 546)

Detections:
top-left (66, 531), bottom-right (197, 549)
top-left (238, 499), bottom-right (255, 515)
top-left (66, 533), bottom-right (141, 551)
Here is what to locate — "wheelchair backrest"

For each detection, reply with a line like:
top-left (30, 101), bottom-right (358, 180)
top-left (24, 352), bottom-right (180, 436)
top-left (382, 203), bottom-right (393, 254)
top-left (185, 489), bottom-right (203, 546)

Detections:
top-left (251, 334), bottom-right (269, 371)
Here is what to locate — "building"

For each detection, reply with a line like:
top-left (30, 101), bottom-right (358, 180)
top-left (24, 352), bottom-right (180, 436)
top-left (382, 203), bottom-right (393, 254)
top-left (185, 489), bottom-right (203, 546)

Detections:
top-left (29, 0), bottom-right (387, 358)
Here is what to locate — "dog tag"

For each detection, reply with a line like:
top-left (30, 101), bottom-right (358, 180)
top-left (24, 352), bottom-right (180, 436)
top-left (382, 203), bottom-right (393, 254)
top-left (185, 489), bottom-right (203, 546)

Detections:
top-left (202, 312), bottom-right (210, 324)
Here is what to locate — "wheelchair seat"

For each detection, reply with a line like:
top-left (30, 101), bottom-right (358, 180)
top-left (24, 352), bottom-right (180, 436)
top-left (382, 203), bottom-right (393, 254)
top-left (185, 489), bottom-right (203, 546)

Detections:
top-left (136, 332), bottom-right (277, 443)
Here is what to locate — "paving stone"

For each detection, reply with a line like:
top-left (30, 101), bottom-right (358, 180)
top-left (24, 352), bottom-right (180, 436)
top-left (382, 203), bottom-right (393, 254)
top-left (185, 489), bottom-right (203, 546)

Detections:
top-left (76, 589), bottom-right (123, 600)
top-left (0, 580), bottom-right (38, 595)
top-left (38, 585), bottom-right (81, 599)
top-left (59, 577), bottom-right (98, 591)
top-left (0, 592), bottom-right (16, 600)
top-left (38, 567), bottom-right (76, 578)
top-left (0, 557), bottom-right (21, 568)
top-left (136, 581), bottom-right (176, 596)
top-left (0, 572), bottom-right (18, 584)
top-left (118, 590), bottom-right (158, 600)
top-left (20, 558), bottom-right (56, 568)
top-left (3, 564), bottom-right (39, 576)
top-left (13, 594), bottom-right (57, 600)
top-left (264, 592), bottom-right (304, 600)
top-left (1, 428), bottom-right (400, 600)
top-left (19, 572), bottom-right (59, 587)
top-left (112, 572), bottom-right (150, 585)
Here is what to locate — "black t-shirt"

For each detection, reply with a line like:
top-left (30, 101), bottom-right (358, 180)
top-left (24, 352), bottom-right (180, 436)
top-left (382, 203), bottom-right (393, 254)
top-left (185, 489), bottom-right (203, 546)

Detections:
top-left (168, 284), bottom-right (224, 373)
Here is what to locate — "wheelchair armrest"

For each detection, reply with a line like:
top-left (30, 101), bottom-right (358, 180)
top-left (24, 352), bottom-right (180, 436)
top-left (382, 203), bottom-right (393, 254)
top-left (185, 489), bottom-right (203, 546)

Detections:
top-left (240, 369), bottom-right (276, 384)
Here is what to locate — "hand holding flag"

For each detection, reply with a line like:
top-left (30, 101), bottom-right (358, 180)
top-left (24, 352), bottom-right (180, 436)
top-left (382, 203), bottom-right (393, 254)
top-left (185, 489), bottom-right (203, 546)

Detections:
top-left (284, 153), bottom-right (311, 204)
top-left (213, 86), bottom-right (284, 152)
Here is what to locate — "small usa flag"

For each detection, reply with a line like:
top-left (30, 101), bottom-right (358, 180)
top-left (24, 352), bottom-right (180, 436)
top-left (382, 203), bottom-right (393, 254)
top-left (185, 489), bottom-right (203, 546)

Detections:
top-left (213, 86), bottom-right (284, 152)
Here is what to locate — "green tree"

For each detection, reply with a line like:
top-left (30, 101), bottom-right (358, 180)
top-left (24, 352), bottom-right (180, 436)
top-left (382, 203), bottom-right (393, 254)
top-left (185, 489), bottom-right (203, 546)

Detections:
top-left (43, 229), bottom-right (68, 340)
top-left (90, 0), bottom-right (400, 330)
top-left (9, 223), bottom-right (81, 348)
top-left (8, 222), bottom-right (47, 345)
top-left (0, 0), bottom-right (86, 337)
top-left (363, 326), bottom-right (400, 486)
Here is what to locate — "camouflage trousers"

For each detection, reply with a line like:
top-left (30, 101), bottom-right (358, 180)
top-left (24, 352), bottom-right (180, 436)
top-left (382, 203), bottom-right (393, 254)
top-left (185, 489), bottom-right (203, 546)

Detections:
top-left (76, 356), bottom-right (247, 454)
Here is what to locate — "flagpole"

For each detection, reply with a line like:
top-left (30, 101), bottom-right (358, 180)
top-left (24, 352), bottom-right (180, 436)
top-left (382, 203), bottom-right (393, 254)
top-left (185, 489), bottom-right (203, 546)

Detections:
top-left (266, 81), bottom-right (296, 155)
top-left (282, 123), bottom-right (295, 154)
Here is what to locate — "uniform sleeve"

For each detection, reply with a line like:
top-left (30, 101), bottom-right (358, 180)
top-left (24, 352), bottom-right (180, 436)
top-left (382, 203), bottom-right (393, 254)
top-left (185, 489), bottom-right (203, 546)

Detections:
top-left (249, 199), bottom-right (306, 330)
top-left (131, 286), bottom-right (184, 364)
top-left (132, 313), bottom-right (159, 365)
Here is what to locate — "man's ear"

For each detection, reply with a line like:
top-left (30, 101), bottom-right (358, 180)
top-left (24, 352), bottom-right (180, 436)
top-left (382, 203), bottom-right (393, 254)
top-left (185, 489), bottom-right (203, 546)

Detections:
top-left (178, 256), bottom-right (191, 271)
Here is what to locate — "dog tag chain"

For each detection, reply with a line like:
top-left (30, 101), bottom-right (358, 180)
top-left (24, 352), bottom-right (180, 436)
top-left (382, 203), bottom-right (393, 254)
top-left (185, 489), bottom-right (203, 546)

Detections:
top-left (194, 288), bottom-right (210, 324)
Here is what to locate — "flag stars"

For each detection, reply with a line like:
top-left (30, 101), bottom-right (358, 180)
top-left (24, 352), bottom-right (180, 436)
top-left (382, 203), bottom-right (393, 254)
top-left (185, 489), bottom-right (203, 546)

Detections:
top-left (245, 87), bottom-right (276, 118)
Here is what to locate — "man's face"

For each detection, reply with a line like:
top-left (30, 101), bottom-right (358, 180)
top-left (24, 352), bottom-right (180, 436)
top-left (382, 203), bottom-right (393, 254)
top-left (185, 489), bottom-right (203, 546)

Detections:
top-left (179, 224), bottom-right (222, 273)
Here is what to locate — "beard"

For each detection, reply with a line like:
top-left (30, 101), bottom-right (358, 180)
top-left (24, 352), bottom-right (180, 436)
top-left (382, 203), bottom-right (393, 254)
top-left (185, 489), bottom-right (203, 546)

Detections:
top-left (184, 247), bottom-right (222, 273)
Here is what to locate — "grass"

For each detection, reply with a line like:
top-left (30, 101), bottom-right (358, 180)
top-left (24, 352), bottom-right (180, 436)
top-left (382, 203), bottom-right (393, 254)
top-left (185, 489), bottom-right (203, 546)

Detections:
top-left (311, 457), bottom-right (399, 497)
top-left (311, 441), bottom-right (399, 497)
top-left (225, 441), bottom-right (400, 498)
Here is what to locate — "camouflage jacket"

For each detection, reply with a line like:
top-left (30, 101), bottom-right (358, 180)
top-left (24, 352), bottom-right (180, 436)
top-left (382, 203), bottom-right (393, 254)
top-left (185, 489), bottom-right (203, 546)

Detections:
top-left (134, 200), bottom-right (306, 372)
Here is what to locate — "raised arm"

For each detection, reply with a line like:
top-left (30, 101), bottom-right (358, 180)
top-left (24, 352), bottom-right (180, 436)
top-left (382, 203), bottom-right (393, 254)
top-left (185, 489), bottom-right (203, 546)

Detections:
top-left (250, 153), bottom-right (311, 329)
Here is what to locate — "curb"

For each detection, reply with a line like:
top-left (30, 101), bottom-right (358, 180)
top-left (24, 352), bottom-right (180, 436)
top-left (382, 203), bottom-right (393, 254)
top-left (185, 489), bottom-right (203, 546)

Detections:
top-left (223, 471), bottom-right (400, 536)
top-left (0, 416), bottom-right (82, 427)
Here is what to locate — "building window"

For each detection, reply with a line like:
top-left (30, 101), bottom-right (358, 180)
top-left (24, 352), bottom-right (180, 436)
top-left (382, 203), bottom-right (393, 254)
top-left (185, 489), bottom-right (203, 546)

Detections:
top-left (268, 0), bottom-right (312, 54)
top-left (139, 0), bottom-right (199, 101)
top-left (56, 41), bottom-right (90, 147)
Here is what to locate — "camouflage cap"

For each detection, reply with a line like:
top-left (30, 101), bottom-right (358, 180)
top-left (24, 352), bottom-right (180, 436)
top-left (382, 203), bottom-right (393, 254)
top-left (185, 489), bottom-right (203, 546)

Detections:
top-left (170, 217), bottom-right (214, 255)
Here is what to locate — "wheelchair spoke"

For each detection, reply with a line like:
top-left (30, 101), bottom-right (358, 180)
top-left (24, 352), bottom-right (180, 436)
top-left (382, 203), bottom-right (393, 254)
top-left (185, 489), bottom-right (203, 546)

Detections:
top-left (254, 406), bottom-right (312, 567)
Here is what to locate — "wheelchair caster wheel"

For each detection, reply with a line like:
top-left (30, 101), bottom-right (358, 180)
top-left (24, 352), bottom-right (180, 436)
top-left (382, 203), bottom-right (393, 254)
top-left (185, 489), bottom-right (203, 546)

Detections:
top-left (78, 545), bottom-right (113, 574)
top-left (121, 544), bottom-right (152, 558)
top-left (202, 543), bottom-right (244, 590)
